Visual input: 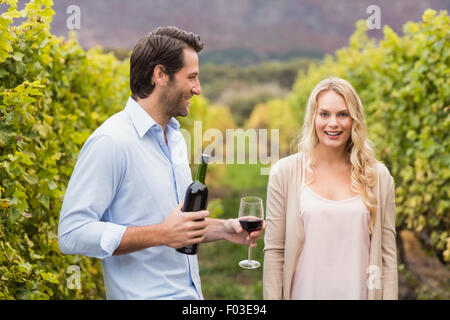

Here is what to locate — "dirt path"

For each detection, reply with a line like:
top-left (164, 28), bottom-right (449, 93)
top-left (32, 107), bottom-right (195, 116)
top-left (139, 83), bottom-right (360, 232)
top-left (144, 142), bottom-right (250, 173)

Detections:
top-left (400, 230), bottom-right (450, 299)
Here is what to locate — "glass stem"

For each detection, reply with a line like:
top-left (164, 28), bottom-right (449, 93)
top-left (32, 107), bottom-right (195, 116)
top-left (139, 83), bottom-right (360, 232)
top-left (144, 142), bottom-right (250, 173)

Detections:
top-left (248, 242), bottom-right (252, 263)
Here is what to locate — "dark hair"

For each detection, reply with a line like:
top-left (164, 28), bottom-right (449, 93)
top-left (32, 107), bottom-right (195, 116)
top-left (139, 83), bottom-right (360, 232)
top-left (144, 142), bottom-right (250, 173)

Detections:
top-left (130, 26), bottom-right (204, 100)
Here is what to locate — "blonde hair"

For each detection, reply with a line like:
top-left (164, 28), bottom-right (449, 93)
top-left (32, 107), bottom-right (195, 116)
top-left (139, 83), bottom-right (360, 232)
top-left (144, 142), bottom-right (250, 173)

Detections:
top-left (296, 77), bottom-right (378, 233)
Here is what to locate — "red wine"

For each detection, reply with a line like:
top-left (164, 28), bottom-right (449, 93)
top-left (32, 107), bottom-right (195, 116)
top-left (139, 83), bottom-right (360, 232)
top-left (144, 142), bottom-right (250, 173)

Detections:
top-left (176, 154), bottom-right (209, 255)
top-left (239, 217), bottom-right (263, 233)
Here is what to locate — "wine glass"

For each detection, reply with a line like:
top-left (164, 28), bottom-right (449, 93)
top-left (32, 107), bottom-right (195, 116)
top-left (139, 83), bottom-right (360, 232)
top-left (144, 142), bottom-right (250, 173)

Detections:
top-left (238, 196), bottom-right (264, 269)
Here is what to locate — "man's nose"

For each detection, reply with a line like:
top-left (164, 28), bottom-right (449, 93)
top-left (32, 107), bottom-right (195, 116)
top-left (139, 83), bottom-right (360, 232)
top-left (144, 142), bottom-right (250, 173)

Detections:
top-left (192, 80), bottom-right (202, 96)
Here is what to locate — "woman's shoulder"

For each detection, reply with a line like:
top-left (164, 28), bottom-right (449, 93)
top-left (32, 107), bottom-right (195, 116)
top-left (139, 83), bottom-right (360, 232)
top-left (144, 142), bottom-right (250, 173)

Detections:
top-left (269, 153), bottom-right (301, 177)
top-left (276, 152), bottom-right (302, 167)
top-left (373, 160), bottom-right (391, 175)
top-left (373, 160), bottom-right (395, 186)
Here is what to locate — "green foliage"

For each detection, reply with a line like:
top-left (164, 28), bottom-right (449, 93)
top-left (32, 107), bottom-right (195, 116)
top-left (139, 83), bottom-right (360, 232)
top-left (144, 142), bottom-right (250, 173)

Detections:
top-left (0, 0), bottom-right (217, 299)
top-left (0, 0), bottom-right (127, 299)
top-left (245, 99), bottom-right (299, 156)
top-left (288, 10), bottom-right (450, 262)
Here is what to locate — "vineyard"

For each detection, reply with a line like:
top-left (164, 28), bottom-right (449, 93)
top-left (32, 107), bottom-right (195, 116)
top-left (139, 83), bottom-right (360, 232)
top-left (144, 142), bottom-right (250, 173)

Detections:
top-left (0, 0), bottom-right (449, 299)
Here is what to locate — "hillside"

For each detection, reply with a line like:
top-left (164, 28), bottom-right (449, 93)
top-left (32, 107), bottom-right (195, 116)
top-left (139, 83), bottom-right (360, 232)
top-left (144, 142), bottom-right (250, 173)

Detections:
top-left (22, 0), bottom-right (450, 63)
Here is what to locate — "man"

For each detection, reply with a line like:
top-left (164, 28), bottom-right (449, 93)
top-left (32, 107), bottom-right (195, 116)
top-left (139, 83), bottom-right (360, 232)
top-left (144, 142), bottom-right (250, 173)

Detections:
top-left (58, 26), bottom-right (264, 300)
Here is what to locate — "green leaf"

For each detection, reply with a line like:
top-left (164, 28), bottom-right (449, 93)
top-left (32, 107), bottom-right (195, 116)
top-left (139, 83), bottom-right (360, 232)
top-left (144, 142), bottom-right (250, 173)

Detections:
top-left (8, 207), bottom-right (22, 222)
top-left (40, 272), bottom-right (59, 284)
top-left (11, 51), bottom-right (24, 61)
top-left (0, 68), bottom-right (7, 78)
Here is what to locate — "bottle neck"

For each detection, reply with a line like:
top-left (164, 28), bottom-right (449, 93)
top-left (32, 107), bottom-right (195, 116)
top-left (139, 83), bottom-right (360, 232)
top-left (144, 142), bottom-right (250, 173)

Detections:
top-left (195, 157), bottom-right (208, 184)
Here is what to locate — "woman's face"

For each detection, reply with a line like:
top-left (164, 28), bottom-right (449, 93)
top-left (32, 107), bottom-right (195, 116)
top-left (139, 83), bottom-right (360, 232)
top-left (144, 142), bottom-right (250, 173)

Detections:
top-left (315, 90), bottom-right (353, 150)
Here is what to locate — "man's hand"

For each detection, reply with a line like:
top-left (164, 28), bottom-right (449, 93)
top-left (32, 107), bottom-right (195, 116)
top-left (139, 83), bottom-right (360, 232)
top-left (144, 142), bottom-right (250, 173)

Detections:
top-left (222, 218), bottom-right (266, 248)
top-left (160, 202), bottom-right (210, 249)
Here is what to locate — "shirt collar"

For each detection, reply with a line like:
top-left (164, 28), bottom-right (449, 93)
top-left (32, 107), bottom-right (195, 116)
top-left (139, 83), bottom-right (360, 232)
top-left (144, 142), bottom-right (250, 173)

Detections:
top-left (168, 116), bottom-right (181, 131)
top-left (124, 97), bottom-right (180, 138)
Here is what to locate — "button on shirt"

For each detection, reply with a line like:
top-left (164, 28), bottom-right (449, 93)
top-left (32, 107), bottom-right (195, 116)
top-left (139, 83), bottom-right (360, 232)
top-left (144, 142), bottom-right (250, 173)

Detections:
top-left (58, 97), bottom-right (203, 299)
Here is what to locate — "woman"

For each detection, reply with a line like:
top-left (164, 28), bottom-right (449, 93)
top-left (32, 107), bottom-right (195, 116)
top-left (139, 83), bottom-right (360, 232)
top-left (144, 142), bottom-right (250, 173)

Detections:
top-left (263, 77), bottom-right (398, 300)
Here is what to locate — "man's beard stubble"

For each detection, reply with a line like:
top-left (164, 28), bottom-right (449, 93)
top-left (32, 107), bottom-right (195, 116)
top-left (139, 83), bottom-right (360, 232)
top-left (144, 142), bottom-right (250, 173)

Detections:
top-left (159, 80), bottom-right (187, 118)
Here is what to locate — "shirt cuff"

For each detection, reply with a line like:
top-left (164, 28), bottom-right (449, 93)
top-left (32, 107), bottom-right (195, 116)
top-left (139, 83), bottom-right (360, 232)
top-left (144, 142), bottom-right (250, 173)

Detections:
top-left (100, 222), bottom-right (127, 256)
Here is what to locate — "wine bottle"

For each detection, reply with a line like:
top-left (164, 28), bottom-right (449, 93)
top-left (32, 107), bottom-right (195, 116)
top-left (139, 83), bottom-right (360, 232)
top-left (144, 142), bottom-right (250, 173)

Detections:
top-left (176, 154), bottom-right (210, 255)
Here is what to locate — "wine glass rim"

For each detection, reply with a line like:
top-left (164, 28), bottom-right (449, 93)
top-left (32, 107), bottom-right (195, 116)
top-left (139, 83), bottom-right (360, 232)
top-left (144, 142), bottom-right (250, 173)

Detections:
top-left (240, 196), bottom-right (262, 204)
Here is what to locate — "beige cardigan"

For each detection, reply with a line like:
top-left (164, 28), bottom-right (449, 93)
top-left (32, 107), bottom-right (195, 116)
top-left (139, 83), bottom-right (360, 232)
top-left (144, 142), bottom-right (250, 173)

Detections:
top-left (263, 152), bottom-right (398, 300)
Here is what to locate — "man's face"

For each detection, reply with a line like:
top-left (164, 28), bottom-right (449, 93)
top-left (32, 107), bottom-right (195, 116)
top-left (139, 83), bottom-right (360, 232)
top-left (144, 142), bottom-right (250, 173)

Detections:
top-left (160, 47), bottom-right (201, 117)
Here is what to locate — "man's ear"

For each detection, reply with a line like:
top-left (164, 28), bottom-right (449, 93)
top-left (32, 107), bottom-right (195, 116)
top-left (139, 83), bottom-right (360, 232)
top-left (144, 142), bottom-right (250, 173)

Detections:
top-left (153, 64), bottom-right (168, 87)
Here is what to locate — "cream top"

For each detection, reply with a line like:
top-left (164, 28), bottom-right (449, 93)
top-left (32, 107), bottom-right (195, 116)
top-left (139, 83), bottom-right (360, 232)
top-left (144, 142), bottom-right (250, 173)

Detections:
top-left (290, 153), bottom-right (371, 300)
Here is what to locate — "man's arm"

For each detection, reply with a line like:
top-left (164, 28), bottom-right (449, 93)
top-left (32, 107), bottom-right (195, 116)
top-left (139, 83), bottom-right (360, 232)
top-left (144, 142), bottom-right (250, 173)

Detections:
top-left (58, 135), bottom-right (128, 259)
top-left (113, 204), bottom-right (209, 256)
top-left (114, 211), bottom-right (266, 256)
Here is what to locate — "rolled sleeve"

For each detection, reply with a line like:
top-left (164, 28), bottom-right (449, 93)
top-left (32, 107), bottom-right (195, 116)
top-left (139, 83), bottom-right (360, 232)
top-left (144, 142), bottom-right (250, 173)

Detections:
top-left (100, 222), bottom-right (127, 256)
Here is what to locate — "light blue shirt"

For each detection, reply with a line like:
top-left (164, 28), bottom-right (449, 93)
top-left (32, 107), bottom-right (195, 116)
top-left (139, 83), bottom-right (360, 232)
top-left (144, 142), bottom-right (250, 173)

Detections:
top-left (58, 97), bottom-right (203, 300)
